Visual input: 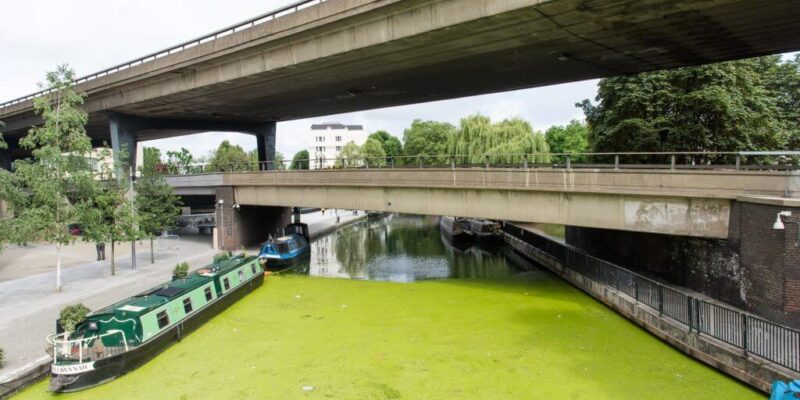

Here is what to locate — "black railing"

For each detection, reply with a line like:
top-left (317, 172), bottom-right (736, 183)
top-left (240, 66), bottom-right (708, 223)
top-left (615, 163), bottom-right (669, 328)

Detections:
top-left (503, 223), bottom-right (800, 372)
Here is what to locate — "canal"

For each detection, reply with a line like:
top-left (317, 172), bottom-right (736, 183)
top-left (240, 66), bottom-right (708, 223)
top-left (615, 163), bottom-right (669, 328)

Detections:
top-left (16, 215), bottom-right (762, 399)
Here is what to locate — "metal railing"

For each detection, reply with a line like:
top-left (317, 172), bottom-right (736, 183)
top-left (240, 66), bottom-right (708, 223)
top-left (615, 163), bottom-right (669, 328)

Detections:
top-left (0, 0), bottom-right (329, 110)
top-left (163, 151), bottom-right (800, 175)
top-left (47, 330), bottom-right (129, 364)
top-left (503, 224), bottom-right (800, 372)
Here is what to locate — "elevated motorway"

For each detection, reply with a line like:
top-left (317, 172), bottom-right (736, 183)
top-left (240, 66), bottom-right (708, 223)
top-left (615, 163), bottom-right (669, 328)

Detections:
top-left (165, 167), bottom-right (800, 239)
top-left (1, 0), bottom-right (799, 144)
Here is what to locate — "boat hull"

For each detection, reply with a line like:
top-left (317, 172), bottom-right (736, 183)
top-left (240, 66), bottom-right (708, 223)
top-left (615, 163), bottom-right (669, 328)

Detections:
top-left (50, 272), bottom-right (264, 393)
top-left (438, 216), bottom-right (472, 243)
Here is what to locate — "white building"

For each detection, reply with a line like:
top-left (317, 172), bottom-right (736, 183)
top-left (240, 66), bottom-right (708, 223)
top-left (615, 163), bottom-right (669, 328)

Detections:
top-left (307, 123), bottom-right (368, 169)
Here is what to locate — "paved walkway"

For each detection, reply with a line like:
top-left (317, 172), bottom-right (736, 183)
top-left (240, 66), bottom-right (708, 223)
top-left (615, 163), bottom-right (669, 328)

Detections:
top-left (0, 210), bottom-right (366, 383)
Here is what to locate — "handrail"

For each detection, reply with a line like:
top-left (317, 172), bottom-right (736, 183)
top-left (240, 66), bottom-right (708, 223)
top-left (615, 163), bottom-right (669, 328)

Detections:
top-left (49, 329), bottom-right (129, 365)
top-left (156, 150), bottom-right (800, 175)
top-left (0, 0), bottom-right (329, 111)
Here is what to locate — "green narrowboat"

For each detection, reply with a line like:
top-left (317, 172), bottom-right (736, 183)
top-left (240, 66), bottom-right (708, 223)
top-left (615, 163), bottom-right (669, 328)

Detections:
top-left (47, 255), bottom-right (264, 392)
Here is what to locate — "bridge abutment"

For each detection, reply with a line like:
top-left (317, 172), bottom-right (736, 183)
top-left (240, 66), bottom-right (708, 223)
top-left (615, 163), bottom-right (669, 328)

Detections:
top-left (214, 186), bottom-right (290, 251)
top-left (566, 196), bottom-right (800, 327)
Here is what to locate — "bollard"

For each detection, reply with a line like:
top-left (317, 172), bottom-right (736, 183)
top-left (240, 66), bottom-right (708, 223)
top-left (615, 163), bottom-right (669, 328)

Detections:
top-left (614, 155), bottom-right (619, 170)
top-left (670, 155), bottom-right (676, 170)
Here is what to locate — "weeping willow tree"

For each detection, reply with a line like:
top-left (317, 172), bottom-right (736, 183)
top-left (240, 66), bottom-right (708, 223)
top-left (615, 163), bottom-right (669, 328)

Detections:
top-left (447, 114), bottom-right (550, 165)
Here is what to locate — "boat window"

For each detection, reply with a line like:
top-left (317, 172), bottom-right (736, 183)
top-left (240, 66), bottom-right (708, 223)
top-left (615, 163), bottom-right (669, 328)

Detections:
top-left (156, 311), bottom-right (170, 329)
top-left (238, 270), bottom-right (244, 281)
top-left (276, 242), bottom-right (290, 253)
top-left (204, 286), bottom-right (213, 301)
top-left (183, 298), bottom-right (193, 314)
top-left (223, 277), bottom-right (231, 291)
top-left (251, 265), bottom-right (257, 275)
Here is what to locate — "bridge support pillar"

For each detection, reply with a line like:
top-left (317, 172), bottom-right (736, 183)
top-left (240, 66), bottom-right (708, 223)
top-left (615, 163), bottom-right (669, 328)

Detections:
top-left (0, 147), bottom-right (11, 170)
top-left (215, 186), bottom-right (290, 251)
top-left (109, 113), bottom-right (139, 175)
top-left (254, 122), bottom-right (277, 170)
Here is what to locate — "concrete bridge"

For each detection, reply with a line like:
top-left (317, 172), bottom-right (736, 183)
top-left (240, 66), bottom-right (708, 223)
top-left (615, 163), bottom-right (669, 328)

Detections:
top-left (165, 167), bottom-right (800, 242)
top-left (1, 0), bottom-right (799, 166)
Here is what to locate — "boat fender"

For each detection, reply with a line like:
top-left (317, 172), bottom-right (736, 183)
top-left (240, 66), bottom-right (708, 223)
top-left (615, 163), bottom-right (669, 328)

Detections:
top-left (177, 324), bottom-right (182, 342)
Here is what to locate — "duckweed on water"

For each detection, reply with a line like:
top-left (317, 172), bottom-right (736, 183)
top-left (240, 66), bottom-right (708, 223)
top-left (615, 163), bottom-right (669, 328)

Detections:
top-left (15, 272), bottom-right (761, 399)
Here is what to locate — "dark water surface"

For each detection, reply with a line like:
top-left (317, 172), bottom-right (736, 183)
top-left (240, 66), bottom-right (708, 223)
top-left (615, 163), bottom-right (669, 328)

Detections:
top-left (296, 214), bottom-right (536, 282)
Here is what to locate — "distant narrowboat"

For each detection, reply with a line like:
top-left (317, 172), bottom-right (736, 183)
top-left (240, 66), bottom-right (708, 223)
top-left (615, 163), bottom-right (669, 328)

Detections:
top-left (47, 255), bottom-right (264, 393)
top-left (258, 223), bottom-right (310, 269)
top-left (465, 219), bottom-right (502, 244)
top-left (439, 216), bottom-right (472, 243)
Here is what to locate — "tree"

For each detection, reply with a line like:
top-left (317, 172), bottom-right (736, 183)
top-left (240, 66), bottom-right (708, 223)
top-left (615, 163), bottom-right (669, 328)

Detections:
top-left (2, 65), bottom-right (94, 291)
top-left (368, 130), bottom-right (403, 161)
top-left (136, 152), bottom-right (181, 264)
top-left (273, 151), bottom-right (286, 170)
top-left (336, 142), bottom-right (362, 168)
top-left (208, 140), bottom-right (256, 171)
top-left (289, 150), bottom-right (310, 170)
top-left (545, 120), bottom-right (590, 162)
top-left (78, 147), bottom-right (138, 275)
top-left (142, 147), bottom-right (166, 174)
top-left (165, 148), bottom-right (198, 174)
top-left (446, 114), bottom-right (550, 165)
top-left (362, 138), bottom-right (387, 167)
top-left (578, 56), bottom-right (792, 164)
top-left (402, 120), bottom-right (455, 165)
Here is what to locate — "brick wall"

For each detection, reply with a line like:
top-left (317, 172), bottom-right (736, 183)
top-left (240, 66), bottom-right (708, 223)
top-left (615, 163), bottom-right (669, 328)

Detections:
top-left (565, 200), bottom-right (800, 328)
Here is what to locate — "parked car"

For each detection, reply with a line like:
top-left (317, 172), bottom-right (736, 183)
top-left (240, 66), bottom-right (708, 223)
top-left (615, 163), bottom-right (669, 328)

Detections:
top-left (68, 223), bottom-right (82, 236)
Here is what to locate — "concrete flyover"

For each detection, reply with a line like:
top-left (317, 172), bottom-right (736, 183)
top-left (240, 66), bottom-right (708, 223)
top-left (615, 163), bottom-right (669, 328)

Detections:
top-left (165, 168), bottom-right (800, 239)
top-left (1, 0), bottom-right (799, 152)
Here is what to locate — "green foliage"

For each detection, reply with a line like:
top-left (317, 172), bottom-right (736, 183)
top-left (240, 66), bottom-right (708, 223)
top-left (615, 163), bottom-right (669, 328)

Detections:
top-left (173, 262), bottom-right (189, 279)
top-left (273, 151), bottom-right (286, 170)
top-left (289, 150), bottom-right (310, 170)
top-left (336, 142), bottom-right (363, 168)
top-left (165, 148), bottom-right (201, 174)
top-left (213, 252), bottom-right (231, 264)
top-left (368, 130), bottom-right (403, 160)
top-left (0, 346), bottom-right (4, 368)
top-left (447, 115), bottom-right (550, 164)
top-left (402, 120), bottom-right (455, 165)
top-left (59, 303), bottom-right (90, 333)
top-left (578, 56), bottom-right (797, 163)
top-left (208, 141), bottom-right (257, 172)
top-left (545, 120), bottom-right (590, 162)
top-left (142, 147), bottom-right (164, 175)
top-left (136, 153), bottom-right (181, 242)
top-left (362, 138), bottom-right (387, 167)
top-left (0, 66), bottom-right (95, 290)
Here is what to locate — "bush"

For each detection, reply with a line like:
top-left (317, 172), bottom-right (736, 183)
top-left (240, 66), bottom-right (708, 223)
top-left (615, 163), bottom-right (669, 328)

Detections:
top-left (60, 304), bottom-right (91, 333)
top-left (173, 262), bottom-right (189, 279)
top-left (0, 347), bottom-right (5, 368)
top-left (213, 252), bottom-right (231, 264)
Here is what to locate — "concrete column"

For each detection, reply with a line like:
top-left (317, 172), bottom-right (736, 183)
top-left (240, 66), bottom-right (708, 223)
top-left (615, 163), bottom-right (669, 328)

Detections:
top-left (254, 122), bottom-right (277, 170)
top-left (108, 113), bottom-right (138, 175)
top-left (0, 148), bottom-right (11, 170)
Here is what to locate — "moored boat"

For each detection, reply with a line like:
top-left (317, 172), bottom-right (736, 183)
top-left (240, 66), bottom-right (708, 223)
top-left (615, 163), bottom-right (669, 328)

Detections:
top-left (258, 223), bottom-right (310, 269)
top-left (465, 219), bottom-right (502, 244)
top-left (438, 216), bottom-right (472, 243)
top-left (47, 255), bottom-right (264, 393)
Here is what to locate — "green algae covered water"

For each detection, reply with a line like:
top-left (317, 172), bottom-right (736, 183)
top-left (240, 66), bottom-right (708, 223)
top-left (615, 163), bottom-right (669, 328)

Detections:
top-left (15, 215), bottom-right (763, 399)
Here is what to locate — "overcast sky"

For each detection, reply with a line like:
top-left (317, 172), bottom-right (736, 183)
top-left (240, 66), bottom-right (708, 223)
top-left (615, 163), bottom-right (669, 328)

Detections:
top-left (0, 1), bottom-right (793, 159)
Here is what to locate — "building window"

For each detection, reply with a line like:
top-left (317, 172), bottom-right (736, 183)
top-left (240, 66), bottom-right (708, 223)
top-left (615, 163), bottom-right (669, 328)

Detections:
top-left (156, 311), bottom-right (170, 329)
top-left (223, 277), bottom-right (231, 291)
top-left (204, 287), bottom-right (213, 301)
top-left (238, 270), bottom-right (245, 281)
top-left (336, 146), bottom-right (341, 151)
top-left (183, 298), bottom-right (193, 314)
top-left (316, 146), bottom-right (325, 152)
top-left (251, 265), bottom-right (257, 275)
top-left (336, 136), bottom-right (342, 142)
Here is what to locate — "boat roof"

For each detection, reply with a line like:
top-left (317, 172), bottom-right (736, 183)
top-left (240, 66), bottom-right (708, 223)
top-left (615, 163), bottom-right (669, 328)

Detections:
top-left (92, 256), bottom-right (254, 316)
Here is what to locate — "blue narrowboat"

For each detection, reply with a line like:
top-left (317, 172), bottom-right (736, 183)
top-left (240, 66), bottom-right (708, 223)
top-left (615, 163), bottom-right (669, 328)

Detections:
top-left (258, 223), bottom-right (310, 268)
